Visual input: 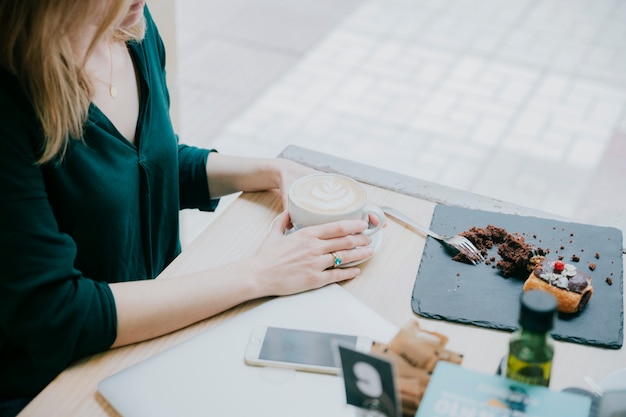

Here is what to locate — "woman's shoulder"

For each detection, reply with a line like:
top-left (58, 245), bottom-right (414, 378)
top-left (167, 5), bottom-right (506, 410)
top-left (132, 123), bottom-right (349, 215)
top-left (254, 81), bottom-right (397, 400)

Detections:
top-left (0, 66), bottom-right (43, 165)
top-left (0, 66), bottom-right (31, 110)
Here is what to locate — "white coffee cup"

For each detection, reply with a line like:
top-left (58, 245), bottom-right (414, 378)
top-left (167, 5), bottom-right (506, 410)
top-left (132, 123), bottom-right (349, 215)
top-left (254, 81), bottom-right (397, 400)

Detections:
top-left (288, 173), bottom-right (385, 236)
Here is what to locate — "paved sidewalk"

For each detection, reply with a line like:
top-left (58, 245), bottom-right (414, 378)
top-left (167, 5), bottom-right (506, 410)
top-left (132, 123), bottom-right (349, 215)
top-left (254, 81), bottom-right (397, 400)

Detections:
top-left (175, 0), bottom-right (626, 246)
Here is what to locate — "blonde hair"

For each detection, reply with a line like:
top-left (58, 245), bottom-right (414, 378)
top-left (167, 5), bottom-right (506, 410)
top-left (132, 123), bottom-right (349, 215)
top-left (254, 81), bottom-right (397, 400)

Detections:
top-left (0, 0), bottom-right (146, 163)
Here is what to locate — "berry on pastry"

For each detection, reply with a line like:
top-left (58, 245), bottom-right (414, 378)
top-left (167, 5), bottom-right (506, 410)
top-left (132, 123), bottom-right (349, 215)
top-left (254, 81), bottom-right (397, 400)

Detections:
top-left (522, 260), bottom-right (593, 314)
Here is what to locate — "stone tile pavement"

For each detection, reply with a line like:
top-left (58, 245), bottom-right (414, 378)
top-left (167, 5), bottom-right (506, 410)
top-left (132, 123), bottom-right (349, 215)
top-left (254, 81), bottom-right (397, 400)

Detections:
top-left (174, 0), bottom-right (626, 247)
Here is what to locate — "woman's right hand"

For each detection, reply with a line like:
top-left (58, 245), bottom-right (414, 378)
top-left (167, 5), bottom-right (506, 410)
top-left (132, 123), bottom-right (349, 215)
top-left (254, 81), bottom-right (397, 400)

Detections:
top-left (248, 212), bottom-right (375, 297)
top-left (111, 212), bottom-right (375, 348)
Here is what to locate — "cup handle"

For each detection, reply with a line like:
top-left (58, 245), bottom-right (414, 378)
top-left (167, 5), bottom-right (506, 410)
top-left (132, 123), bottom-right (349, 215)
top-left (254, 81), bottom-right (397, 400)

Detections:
top-left (361, 206), bottom-right (386, 236)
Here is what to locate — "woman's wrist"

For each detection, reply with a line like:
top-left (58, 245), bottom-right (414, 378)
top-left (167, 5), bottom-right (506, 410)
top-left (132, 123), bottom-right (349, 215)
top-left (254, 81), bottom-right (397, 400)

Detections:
top-left (260, 158), bottom-right (285, 190)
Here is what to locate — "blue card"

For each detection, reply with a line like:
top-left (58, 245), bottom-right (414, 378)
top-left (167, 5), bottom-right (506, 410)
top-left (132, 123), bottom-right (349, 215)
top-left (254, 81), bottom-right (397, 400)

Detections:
top-left (417, 362), bottom-right (591, 417)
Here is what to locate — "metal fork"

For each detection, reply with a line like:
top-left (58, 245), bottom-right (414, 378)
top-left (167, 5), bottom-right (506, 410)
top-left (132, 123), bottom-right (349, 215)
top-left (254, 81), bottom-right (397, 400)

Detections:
top-left (381, 206), bottom-right (485, 265)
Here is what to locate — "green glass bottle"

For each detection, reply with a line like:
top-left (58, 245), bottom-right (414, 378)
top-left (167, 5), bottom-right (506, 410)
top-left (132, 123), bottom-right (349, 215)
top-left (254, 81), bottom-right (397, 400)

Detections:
top-left (506, 290), bottom-right (557, 387)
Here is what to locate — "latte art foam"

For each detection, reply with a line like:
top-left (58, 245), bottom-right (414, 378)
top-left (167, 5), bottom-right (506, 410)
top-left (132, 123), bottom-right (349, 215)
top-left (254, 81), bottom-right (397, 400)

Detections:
top-left (290, 175), bottom-right (365, 214)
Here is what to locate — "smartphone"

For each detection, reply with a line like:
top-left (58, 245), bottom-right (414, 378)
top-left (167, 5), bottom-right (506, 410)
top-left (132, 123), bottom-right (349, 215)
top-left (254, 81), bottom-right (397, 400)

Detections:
top-left (244, 326), bottom-right (373, 375)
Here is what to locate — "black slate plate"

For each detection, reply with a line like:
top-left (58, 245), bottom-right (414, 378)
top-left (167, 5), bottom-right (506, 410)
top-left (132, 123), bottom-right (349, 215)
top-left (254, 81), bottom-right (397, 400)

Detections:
top-left (411, 205), bottom-right (624, 349)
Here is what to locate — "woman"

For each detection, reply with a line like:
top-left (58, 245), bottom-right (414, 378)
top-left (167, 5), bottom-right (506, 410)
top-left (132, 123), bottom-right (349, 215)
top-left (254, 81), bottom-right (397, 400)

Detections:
top-left (0, 1), bottom-right (373, 415)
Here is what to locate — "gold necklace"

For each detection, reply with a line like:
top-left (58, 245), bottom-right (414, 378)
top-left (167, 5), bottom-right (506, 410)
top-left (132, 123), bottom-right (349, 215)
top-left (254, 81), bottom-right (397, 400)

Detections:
top-left (92, 43), bottom-right (117, 98)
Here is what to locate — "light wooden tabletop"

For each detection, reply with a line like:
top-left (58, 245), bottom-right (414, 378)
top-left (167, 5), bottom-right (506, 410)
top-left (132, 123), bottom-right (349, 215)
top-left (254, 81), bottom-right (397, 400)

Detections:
top-left (18, 146), bottom-right (625, 417)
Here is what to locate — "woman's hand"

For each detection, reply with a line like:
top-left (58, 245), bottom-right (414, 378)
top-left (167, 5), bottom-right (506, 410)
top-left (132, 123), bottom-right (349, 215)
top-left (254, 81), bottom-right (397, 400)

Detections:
top-left (206, 154), bottom-right (314, 208)
top-left (110, 212), bottom-right (375, 347)
top-left (272, 159), bottom-right (315, 209)
top-left (250, 212), bottom-right (375, 296)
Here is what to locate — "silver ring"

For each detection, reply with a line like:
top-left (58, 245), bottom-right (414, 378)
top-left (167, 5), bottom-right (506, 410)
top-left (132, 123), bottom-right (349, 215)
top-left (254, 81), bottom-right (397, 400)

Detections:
top-left (331, 252), bottom-right (342, 268)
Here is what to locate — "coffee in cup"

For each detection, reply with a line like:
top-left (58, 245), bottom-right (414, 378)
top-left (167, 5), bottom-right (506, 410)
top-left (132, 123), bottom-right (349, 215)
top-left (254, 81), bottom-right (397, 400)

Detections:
top-left (288, 173), bottom-right (385, 236)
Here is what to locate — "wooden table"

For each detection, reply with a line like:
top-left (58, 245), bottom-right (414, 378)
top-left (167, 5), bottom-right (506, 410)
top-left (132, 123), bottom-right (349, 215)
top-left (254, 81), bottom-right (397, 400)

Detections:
top-left (18, 145), bottom-right (626, 416)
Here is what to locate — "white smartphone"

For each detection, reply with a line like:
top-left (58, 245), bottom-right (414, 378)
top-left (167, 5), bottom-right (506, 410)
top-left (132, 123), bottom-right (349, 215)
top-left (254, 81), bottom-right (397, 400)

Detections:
top-left (244, 326), bottom-right (373, 375)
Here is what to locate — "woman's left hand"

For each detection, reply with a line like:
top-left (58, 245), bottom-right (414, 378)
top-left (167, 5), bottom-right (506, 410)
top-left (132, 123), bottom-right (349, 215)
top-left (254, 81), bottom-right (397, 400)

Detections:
top-left (206, 153), bottom-right (314, 207)
top-left (273, 159), bottom-right (316, 209)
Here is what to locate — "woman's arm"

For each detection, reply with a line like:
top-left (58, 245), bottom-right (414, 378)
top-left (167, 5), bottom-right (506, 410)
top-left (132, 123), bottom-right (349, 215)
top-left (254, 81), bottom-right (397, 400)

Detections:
top-left (109, 213), bottom-right (374, 347)
top-left (205, 153), bottom-right (314, 208)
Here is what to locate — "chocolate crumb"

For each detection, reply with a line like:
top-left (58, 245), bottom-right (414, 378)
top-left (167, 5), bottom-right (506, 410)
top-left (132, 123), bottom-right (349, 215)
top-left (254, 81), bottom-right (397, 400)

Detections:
top-left (497, 233), bottom-right (535, 278)
top-left (453, 225), bottom-right (508, 264)
top-left (589, 263), bottom-right (596, 271)
top-left (606, 277), bottom-right (613, 285)
top-left (595, 252), bottom-right (600, 259)
top-left (571, 254), bottom-right (580, 262)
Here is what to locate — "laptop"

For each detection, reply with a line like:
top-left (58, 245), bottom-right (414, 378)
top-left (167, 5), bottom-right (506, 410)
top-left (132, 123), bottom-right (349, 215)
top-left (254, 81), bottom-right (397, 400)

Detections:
top-left (98, 284), bottom-right (398, 416)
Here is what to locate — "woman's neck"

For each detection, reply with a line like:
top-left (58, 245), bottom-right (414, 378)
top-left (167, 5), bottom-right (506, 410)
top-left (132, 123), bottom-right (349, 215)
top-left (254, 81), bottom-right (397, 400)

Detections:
top-left (71, 24), bottom-right (112, 66)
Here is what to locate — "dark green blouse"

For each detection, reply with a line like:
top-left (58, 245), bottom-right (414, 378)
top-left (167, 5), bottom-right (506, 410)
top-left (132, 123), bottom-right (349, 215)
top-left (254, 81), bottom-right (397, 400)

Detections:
top-left (0, 8), bottom-right (217, 397)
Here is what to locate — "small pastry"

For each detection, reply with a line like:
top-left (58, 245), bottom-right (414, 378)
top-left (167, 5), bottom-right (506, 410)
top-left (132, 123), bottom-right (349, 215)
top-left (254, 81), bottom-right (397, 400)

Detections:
top-left (523, 260), bottom-right (593, 314)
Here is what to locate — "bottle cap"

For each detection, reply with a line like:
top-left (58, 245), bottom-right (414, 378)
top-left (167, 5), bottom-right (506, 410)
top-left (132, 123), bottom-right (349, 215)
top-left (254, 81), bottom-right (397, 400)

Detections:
top-left (518, 290), bottom-right (557, 333)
